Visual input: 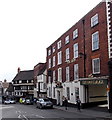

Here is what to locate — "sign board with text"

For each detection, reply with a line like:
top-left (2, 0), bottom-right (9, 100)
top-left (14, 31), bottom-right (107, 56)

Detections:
top-left (80, 79), bottom-right (107, 85)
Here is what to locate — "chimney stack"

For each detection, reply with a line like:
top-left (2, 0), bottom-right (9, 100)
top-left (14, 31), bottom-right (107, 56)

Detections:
top-left (4, 79), bottom-right (7, 82)
top-left (17, 67), bottom-right (20, 73)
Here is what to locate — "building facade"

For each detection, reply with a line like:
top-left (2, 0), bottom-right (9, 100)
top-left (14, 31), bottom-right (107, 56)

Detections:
top-left (34, 63), bottom-right (47, 98)
top-left (2, 79), bottom-right (9, 96)
top-left (12, 68), bottom-right (34, 101)
top-left (46, 2), bottom-right (111, 107)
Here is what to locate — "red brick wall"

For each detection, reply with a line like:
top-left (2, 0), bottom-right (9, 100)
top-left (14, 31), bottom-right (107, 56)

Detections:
top-left (34, 63), bottom-right (46, 85)
top-left (46, 2), bottom-right (109, 83)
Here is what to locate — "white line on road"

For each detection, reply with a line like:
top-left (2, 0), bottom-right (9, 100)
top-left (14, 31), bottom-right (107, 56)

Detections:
top-left (18, 114), bottom-right (21, 118)
top-left (0, 106), bottom-right (14, 109)
top-left (23, 115), bottom-right (29, 120)
top-left (35, 114), bottom-right (45, 118)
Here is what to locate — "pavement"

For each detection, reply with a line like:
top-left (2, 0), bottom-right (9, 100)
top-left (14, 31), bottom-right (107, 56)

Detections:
top-left (54, 105), bottom-right (112, 119)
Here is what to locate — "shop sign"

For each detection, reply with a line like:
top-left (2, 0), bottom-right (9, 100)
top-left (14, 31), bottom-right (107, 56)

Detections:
top-left (80, 79), bottom-right (107, 85)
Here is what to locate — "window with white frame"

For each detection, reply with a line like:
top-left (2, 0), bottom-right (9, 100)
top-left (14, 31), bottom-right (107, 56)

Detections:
top-left (91, 14), bottom-right (99, 27)
top-left (73, 43), bottom-right (78, 58)
top-left (73, 29), bottom-right (78, 39)
top-left (65, 35), bottom-right (69, 44)
top-left (53, 70), bottom-right (56, 82)
top-left (48, 49), bottom-right (51, 56)
top-left (66, 48), bottom-right (70, 61)
top-left (53, 56), bottom-right (55, 67)
top-left (92, 31), bottom-right (99, 51)
top-left (66, 66), bottom-right (70, 81)
top-left (92, 58), bottom-right (100, 74)
top-left (48, 58), bottom-right (51, 68)
top-left (43, 83), bottom-right (46, 89)
top-left (58, 68), bottom-right (62, 82)
top-left (57, 51), bottom-right (62, 65)
top-left (57, 40), bottom-right (62, 49)
top-left (53, 46), bottom-right (55, 53)
top-left (66, 87), bottom-right (70, 100)
top-left (74, 64), bottom-right (79, 80)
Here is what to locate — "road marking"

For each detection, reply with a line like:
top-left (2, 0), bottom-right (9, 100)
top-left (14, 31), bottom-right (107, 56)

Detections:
top-left (35, 114), bottom-right (45, 118)
top-left (18, 114), bottom-right (21, 118)
top-left (23, 115), bottom-right (29, 120)
top-left (0, 106), bottom-right (14, 109)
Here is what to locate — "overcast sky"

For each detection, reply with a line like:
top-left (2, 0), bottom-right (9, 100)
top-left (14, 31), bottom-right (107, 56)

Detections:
top-left (0, 0), bottom-right (102, 82)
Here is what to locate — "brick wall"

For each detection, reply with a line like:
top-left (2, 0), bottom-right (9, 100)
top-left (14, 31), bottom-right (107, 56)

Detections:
top-left (46, 2), bottom-right (109, 83)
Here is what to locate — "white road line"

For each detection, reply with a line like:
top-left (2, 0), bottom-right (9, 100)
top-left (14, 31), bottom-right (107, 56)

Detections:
top-left (0, 106), bottom-right (14, 109)
top-left (18, 114), bottom-right (21, 118)
top-left (35, 114), bottom-right (45, 118)
top-left (23, 115), bottom-right (29, 120)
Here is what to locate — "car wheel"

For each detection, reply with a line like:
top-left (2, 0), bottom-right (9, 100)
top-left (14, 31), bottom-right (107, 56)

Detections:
top-left (39, 104), bottom-right (42, 109)
top-left (36, 105), bottom-right (38, 108)
top-left (51, 105), bottom-right (53, 108)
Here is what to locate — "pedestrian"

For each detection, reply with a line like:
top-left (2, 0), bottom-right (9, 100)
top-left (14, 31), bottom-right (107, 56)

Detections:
top-left (64, 97), bottom-right (68, 110)
top-left (62, 96), bottom-right (65, 106)
top-left (76, 96), bottom-right (81, 111)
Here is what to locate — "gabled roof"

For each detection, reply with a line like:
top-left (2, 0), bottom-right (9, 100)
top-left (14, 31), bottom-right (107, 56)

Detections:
top-left (12, 70), bottom-right (34, 81)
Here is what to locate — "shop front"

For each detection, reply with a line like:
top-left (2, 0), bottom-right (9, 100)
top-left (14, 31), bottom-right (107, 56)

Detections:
top-left (79, 77), bottom-right (108, 107)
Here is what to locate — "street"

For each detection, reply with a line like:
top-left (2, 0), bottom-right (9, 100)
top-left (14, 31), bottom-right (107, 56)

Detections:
top-left (1, 104), bottom-right (90, 119)
top-left (1, 103), bottom-right (101, 119)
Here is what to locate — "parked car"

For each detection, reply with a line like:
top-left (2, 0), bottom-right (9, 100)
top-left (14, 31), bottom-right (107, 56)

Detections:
top-left (10, 99), bottom-right (16, 104)
top-left (4, 99), bottom-right (11, 104)
top-left (36, 98), bottom-right (53, 109)
top-left (4, 99), bottom-right (16, 104)
top-left (24, 98), bottom-right (33, 105)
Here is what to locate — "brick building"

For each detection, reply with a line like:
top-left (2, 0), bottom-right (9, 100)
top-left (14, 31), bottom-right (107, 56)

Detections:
top-left (46, 1), bottom-right (111, 108)
top-left (33, 63), bottom-right (47, 98)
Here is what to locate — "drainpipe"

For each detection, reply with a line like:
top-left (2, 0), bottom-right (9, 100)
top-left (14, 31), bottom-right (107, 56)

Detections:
top-left (82, 19), bottom-right (89, 104)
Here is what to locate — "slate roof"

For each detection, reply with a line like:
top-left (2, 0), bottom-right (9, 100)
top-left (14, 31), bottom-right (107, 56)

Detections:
top-left (12, 70), bottom-right (34, 81)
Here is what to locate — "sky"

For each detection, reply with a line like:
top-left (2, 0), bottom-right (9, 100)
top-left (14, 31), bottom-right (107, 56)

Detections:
top-left (0, 0), bottom-right (102, 82)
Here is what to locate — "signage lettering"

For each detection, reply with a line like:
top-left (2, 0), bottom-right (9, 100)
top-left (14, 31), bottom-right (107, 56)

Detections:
top-left (80, 80), bottom-right (106, 85)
